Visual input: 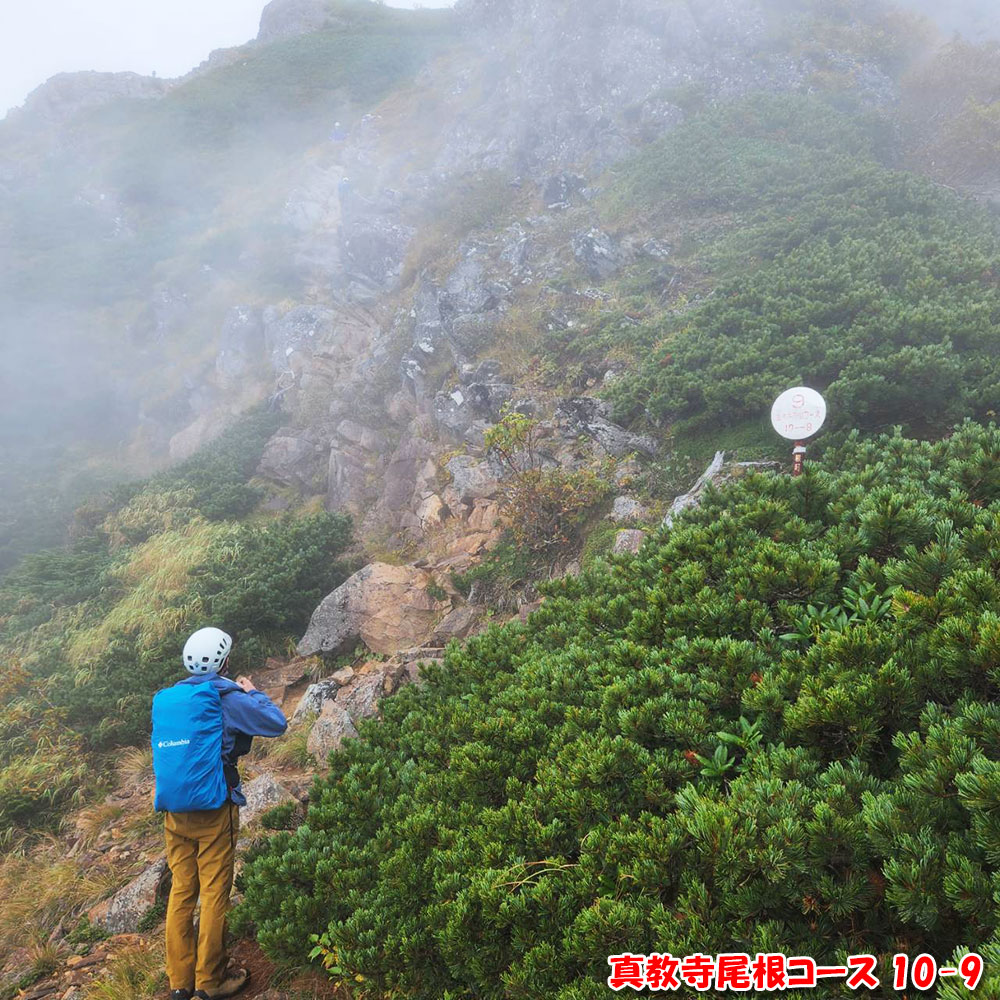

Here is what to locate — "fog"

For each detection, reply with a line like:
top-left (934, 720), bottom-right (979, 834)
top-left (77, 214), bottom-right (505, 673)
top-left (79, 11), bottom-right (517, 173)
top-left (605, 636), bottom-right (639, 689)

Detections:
top-left (0, 0), bottom-right (457, 116)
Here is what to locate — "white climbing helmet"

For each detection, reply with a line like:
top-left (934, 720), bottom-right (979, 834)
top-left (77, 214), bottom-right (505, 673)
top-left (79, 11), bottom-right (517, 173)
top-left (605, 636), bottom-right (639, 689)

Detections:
top-left (182, 627), bottom-right (233, 675)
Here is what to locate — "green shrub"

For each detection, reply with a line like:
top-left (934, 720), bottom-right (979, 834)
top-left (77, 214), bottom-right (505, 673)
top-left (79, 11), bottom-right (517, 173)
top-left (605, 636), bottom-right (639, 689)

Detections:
top-left (237, 421), bottom-right (1000, 998)
top-left (605, 95), bottom-right (1000, 437)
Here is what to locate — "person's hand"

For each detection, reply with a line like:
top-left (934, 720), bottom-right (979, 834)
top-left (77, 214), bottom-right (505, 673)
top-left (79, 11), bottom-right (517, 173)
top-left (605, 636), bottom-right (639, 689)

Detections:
top-left (236, 676), bottom-right (257, 693)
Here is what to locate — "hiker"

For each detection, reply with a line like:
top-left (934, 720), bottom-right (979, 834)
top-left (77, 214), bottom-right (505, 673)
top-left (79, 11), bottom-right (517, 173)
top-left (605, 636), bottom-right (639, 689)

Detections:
top-left (152, 627), bottom-right (288, 1000)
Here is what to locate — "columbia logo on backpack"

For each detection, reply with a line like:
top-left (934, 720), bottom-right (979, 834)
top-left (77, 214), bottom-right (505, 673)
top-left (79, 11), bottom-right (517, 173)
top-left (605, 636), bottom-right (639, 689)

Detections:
top-left (151, 682), bottom-right (229, 812)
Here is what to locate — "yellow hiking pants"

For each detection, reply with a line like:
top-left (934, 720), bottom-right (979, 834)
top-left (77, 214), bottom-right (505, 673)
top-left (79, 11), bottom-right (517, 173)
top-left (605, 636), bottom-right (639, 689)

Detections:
top-left (164, 802), bottom-right (239, 993)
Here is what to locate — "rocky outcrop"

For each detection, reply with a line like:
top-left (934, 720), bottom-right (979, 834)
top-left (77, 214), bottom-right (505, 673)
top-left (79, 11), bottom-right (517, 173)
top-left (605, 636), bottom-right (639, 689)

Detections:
top-left (8, 71), bottom-right (168, 126)
top-left (88, 859), bottom-right (168, 934)
top-left (290, 679), bottom-right (340, 725)
top-left (258, 0), bottom-right (336, 42)
top-left (556, 398), bottom-right (657, 459)
top-left (298, 562), bottom-right (451, 657)
top-left (258, 431), bottom-right (328, 493)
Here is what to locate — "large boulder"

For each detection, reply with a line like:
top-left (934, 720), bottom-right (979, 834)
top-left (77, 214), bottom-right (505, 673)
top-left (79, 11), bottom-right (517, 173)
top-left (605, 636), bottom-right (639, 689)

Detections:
top-left (298, 563), bottom-right (451, 657)
top-left (88, 859), bottom-right (168, 934)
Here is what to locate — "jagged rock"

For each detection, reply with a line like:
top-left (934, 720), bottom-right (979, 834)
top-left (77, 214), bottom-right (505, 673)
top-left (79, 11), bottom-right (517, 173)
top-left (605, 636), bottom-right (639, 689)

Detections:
top-left (88, 859), bottom-right (168, 934)
top-left (446, 455), bottom-right (500, 501)
top-left (335, 672), bottom-right (385, 723)
top-left (441, 257), bottom-right (502, 316)
top-left (298, 562), bottom-right (451, 657)
top-left (342, 217), bottom-right (415, 287)
top-left (336, 420), bottom-right (386, 453)
top-left (556, 397), bottom-right (657, 458)
top-left (543, 172), bottom-right (585, 208)
top-left (610, 496), bottom-right (650, 524)
top-left (257, 432), bottom-right (327, 492)
top-left (262, 305), bottom-right (336, 373)
top-left (572, 229), bottom-right (623, 280)
top-left (290, 679), bottom-right (340, 725)
top-left (215, 306), bottom-right (264, 386)
top-left (307, 702), bottom-right (358, 764)
top-left (240, 774), bottom-right (297, 826)
top-left (377, 434), bottom-right (439, 523)
top-left (613, 529), bottom-right (647, 555)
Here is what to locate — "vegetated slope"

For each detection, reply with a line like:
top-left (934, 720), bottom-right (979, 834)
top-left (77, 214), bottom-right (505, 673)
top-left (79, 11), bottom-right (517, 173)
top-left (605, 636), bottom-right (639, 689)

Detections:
top-left (585, 95), bottom-right (1000, 443)
top-left (238, 421), bottom-right (1000, 999)
top-left (0, 410), bottom-right (352, 838)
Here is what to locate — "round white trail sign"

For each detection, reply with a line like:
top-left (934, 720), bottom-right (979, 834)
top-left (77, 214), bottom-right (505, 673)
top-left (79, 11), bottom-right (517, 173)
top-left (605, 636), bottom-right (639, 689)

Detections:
top-left (771, 387), bottom-right (827, 441)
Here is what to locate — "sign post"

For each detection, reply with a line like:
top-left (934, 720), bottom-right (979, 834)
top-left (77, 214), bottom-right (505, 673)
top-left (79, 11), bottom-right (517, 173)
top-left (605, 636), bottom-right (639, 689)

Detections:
top-left (770, 387), bottom-right (827, 476)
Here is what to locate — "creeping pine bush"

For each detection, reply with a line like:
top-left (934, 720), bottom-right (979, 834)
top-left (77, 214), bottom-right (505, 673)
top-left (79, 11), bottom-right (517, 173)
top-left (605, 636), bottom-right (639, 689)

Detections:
top-left (239, 421), bottom-right (1000, 1000)
top-left (605, 95), bottom-right (1000, 437)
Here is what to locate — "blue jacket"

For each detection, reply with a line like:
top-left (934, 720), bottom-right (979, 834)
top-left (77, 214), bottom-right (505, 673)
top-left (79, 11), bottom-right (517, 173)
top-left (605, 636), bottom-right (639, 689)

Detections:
top-left (178, 674), bottom-right (288, 807)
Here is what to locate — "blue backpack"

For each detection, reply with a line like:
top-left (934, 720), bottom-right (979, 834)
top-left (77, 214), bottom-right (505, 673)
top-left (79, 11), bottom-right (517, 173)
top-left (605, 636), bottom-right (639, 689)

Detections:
top-left (151, 680), bottom-right (229, 812)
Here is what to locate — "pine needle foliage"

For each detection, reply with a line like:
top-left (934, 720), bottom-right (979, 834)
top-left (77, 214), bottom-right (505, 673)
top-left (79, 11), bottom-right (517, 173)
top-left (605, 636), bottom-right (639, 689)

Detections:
top-left (605, 95), bottom-right (1000, 438)
top-left (239, 421), bottom-right (1000, 999)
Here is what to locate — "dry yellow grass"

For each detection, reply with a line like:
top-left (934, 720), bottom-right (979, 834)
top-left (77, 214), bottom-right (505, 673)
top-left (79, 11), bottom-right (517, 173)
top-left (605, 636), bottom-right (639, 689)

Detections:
top-left (82, 940), bottom-right (166, 1000)
top-left (74, 802), bottom-right (125, 849)
top-left (0, 846), bottom-right (128, 954)
top-left (66, 519), bottom-right (231, 669)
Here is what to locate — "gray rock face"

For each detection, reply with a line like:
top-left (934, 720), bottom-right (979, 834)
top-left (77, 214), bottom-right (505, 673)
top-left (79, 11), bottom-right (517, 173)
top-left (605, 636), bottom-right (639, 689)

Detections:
top-left (572, 229), bottom-right (623, 280)
top-left (91, 859), bottom-right (168, 934)
top-left (433, 604), bottom-right (486, 643)
top-left (556, 397), bottom-right (657, 458)
top-left (446, 455), bottom-right (499, 501)
top-left (307, 702), bottom-right (358, 764)
top-left (240, 773), bottom-right (297, 826)
top-left (263, 305), bottom-right (336, 373)
top-left (543, 172), bottom-right (585, 209)
top-left (215, 306), bottom-right (264, 386)
top-left (663, 451), bottom-right (726, 528)
top-left (257, 432), bottom-right (327, 492)
top-left (343, 217), bottom-right (415, 287)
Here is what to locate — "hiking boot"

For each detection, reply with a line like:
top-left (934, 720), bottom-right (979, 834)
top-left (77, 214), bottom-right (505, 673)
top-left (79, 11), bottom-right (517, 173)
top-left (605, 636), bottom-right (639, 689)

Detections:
top-left (193, 967), bottom-right (250, 999)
